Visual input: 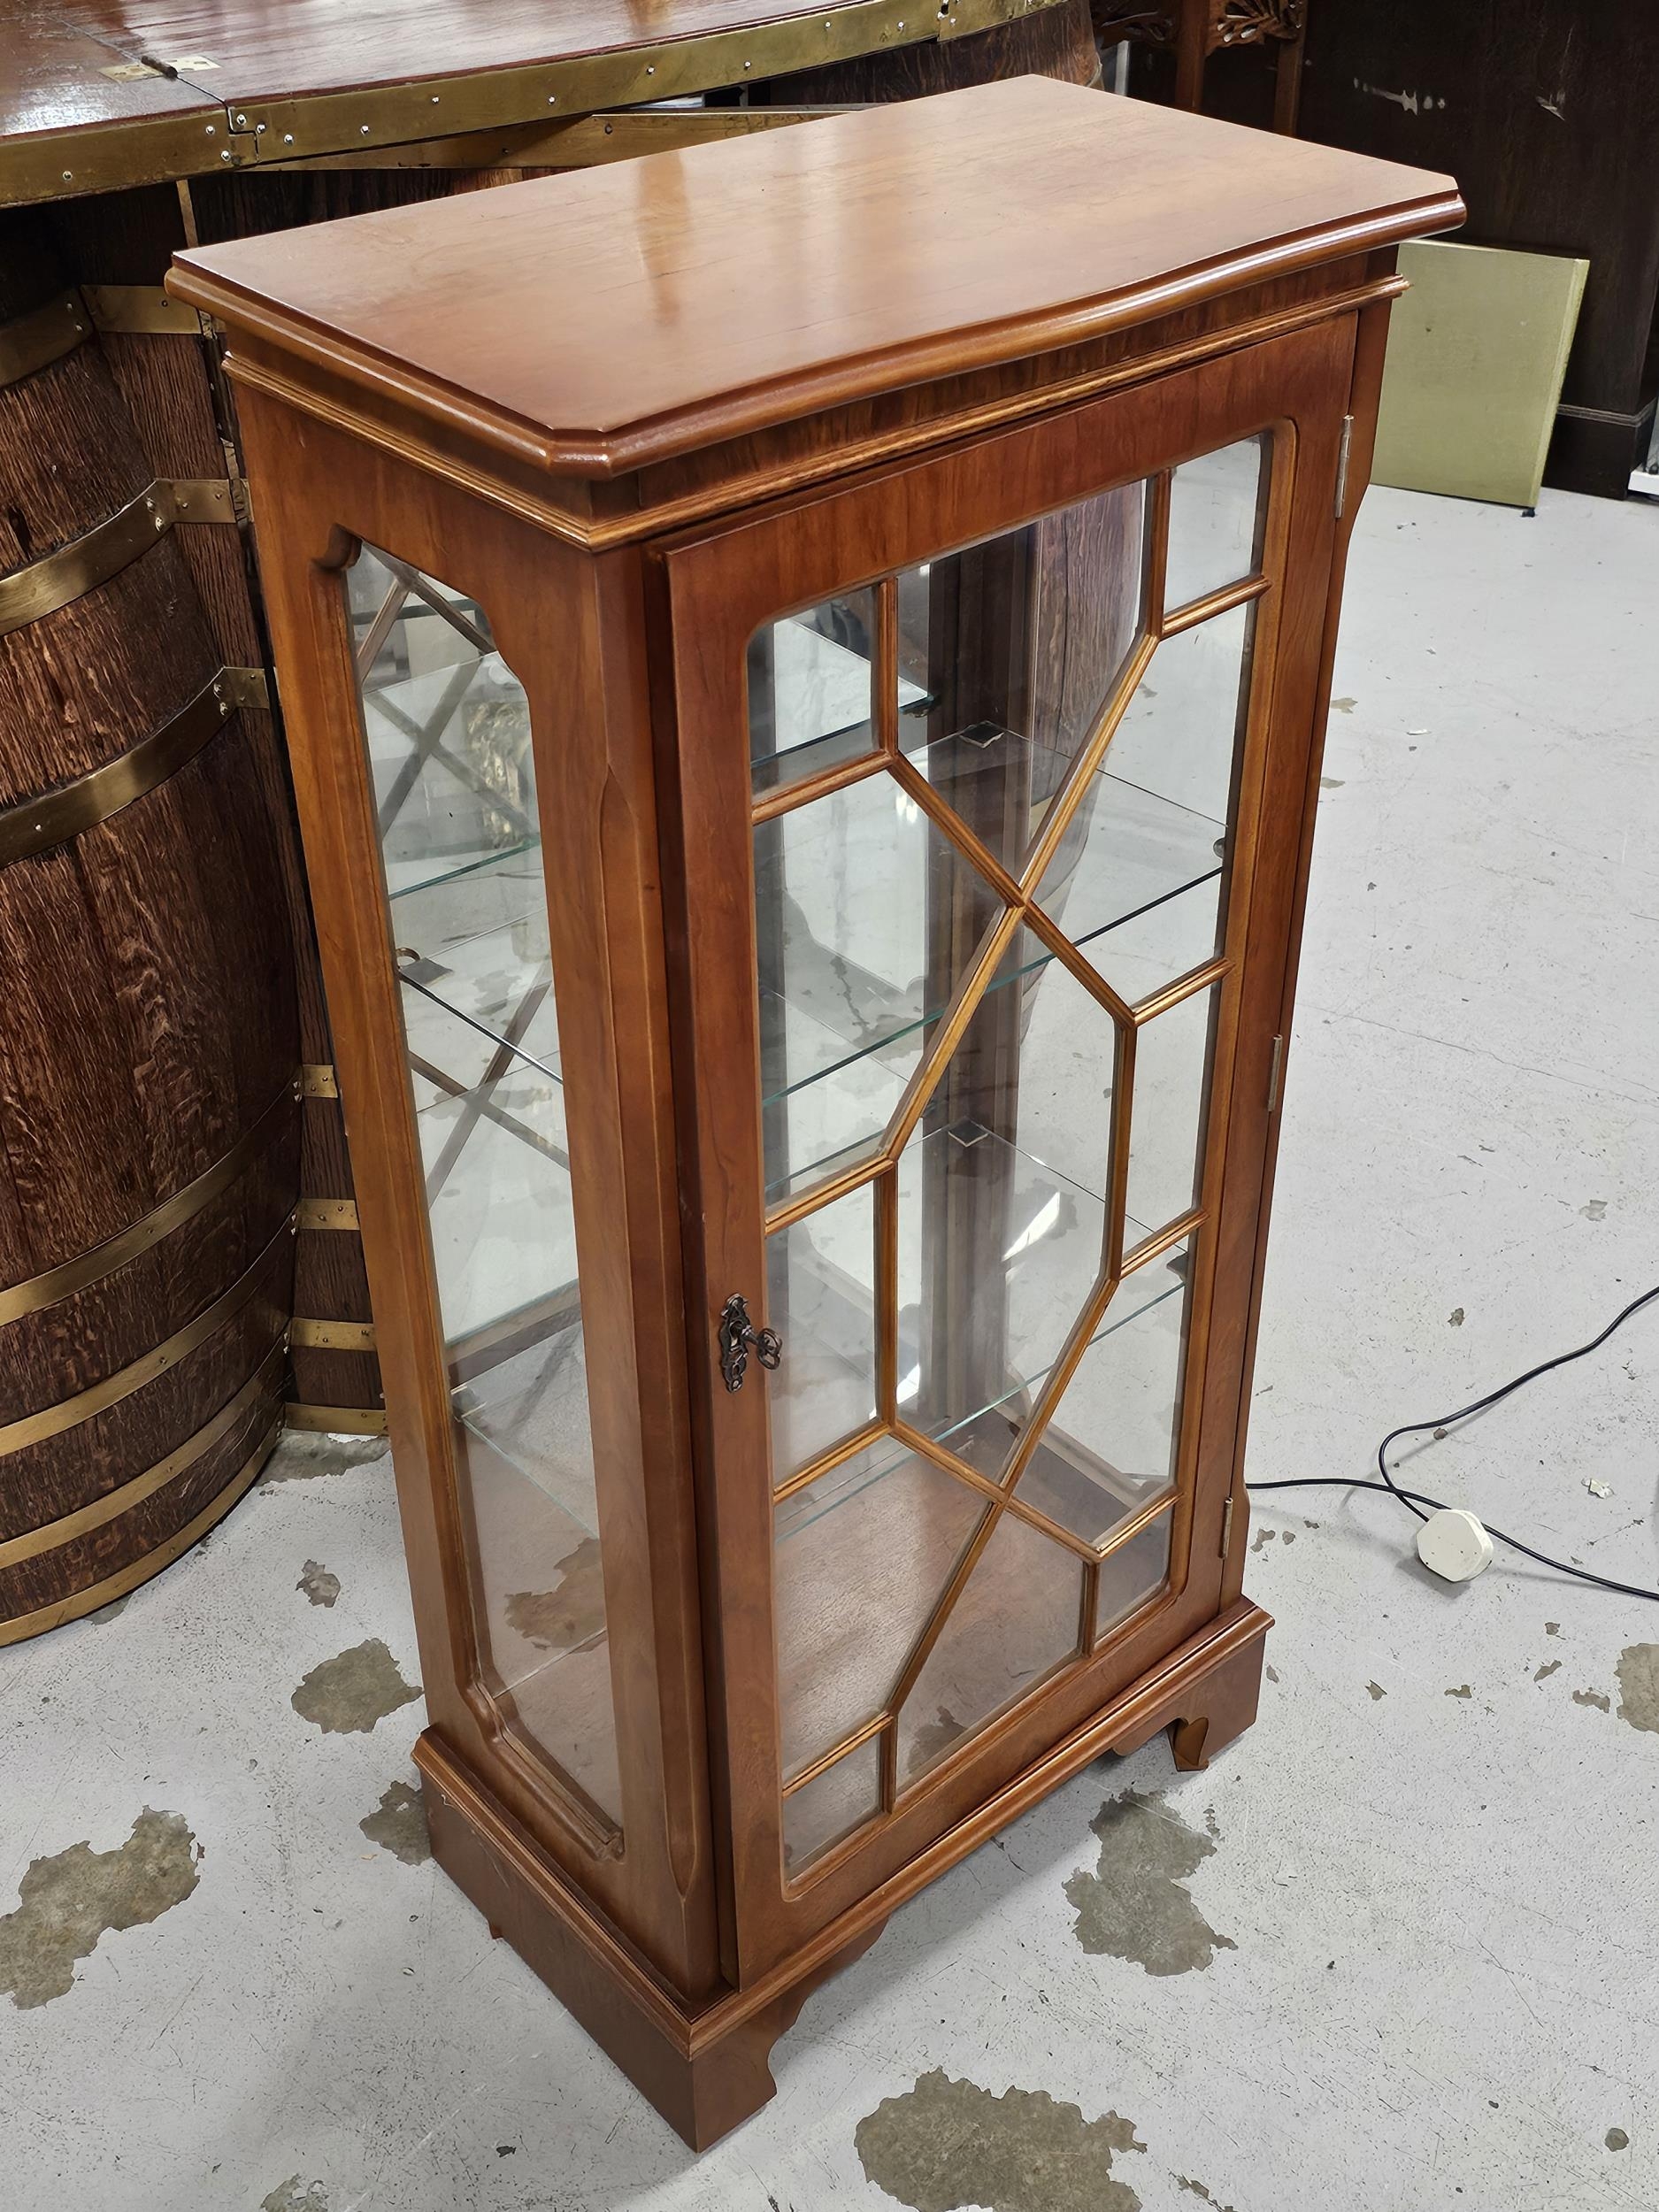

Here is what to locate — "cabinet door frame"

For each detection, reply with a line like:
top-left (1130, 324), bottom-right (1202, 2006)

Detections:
top-left (656, 317), bottom-right (1355, 1980)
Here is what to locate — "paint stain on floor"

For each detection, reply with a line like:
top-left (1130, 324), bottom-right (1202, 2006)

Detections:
top-left (260, 2178), bottom-right (330, 2211)
top-left (855, 2070), bottom-right (1145, 2212)
top-left (1176, 2180), bottom-right (1236, 2210)
top-left (296, 1560), bottom-right (341, 1609)
top-left (1366, 1682), bottom-right (1386, 1701)
top-left (0, 1809), bottom-right (199, 2008)
top-left (359, 1780), bottom-right (432, 1866)
top-left (1534, 1661), bottom-right (1562, 1682)
top-left (260, 1434), bottom-right (389, 1484)
top-left (503, 1538), bottom-right (605, 1654)
top-left (290, 1640), bottom-right (421, 1735)
top-left (1572, 1689), bottom-right (1611, 1714)
top-left (1616, 1645), bottom-right (1659, 1732)
top-left (1445, 1686), bottom-right (1472, 1700)
top-left (1064, 1789), bottom-right (1236, 1976)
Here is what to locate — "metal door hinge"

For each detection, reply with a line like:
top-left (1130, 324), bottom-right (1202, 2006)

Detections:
top-left (1334, 414), bottom-right (1355, 518)
top-left (718, 1294), bottom-right (781, 1393)
top-left (1266, 1033), bottom-right (1285, 1114)
top-left (1221, 1494), bottom-right (1235, 1558)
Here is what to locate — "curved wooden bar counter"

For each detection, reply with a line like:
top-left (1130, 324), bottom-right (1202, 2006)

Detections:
top-left (0, 0), bottom-right (1094, 1637)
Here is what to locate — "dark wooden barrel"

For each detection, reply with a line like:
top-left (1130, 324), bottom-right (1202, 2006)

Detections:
top-left (0, 210), bottom-right (299, 1639)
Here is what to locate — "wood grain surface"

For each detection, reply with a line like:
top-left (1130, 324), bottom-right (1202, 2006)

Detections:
top-left (171, 77), bottom-right (1461, 473)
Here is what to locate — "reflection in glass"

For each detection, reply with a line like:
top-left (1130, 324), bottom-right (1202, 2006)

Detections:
top-left (895, 1509), bottom-right (1082, 1786)
top-left (1165, 434), bottom-right (1268, 613)
top-left (783, 1735), bottom-right (881, 1872)
top-left (749, 591), bottom-right (879, 799)
top-left (766, 1181), bottom-right (879, 1486)
top-left (1014, 1241), bottom-right (1191, 1547)
top-left (1048, 603), bottom-right (1254, 1009)
top-left (1127, 986), bottom-right (1219, 1240)
top-left (773, 1444), bottom-right (985, 1780)
top-left (349, 545), bottom-right (621, 1830)
top-left (1095, 1513), bottom-right (1173, 1643)
top-left (755, 771), bottom-right (1007, 1202)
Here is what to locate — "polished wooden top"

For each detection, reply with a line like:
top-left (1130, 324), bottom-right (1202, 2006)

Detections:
top-left (172, 77), bottom-right (1463, 479)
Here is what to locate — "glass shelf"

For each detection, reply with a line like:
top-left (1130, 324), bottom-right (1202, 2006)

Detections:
top-left (771, 1124), bottom-right (1184, 1509)
top-left (757, 721), bottom-right (1222, 1202)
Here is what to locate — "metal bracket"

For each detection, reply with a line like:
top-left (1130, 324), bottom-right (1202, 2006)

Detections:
top-left (283, 1402), bottom-right (388, 1434)
top-left (301, 1064), bottom-right (340, 1099)
top-left (0, 289), bottom-right (90, 389)
top-left (167, 475), bottom-right (251, 526)
top-left (81, 284), bottom-right (209, 336)
top-left (1333, 412), bottom-right (1355, 518)
top-left (718, 1293), bottom-right (781, 1393)
top-left (290, 1317), bottom-right (377, 1351)
top-left (296, 1198), bottom-right (361, 1231)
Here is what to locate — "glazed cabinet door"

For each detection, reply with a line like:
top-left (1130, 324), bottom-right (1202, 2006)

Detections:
top-left (659, 318), bottom-right (1355, 1977)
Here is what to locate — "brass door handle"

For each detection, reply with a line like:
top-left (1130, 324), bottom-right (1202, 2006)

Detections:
top-left (718, 1294), bottom-right (781, 1392)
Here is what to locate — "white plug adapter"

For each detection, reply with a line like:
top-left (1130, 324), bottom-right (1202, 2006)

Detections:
top-left (1417, 1506), bottom-right (1494, 1583)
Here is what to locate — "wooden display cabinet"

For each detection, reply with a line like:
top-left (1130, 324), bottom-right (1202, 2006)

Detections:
top-left (169, 80), bottom-right (1460, 2147)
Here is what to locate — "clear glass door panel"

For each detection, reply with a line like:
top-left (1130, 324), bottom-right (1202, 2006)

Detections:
top-left (1095, 1513), bottom-right (1173, 1644)
top-left (774, 1444), bottom-right (986, 1780)
top-left (1013, 1240), bottom-right (1192, 1548)
top-left (1126, 983), bottom-right (1221, 1242)
top-left (782, 1735), bottom-right (882, 1873)
top-left (1164, 434), bottom-right (1269, 615)
top-left (895, 479), bottom-right (1151, 869)
top-left (765, 1180), bottom-right (879, 1486)
top-left (895, 955), bottom-right (1120, 1478)
top-left (1038, 601), bottom-right (1256, 1008)
top-left (749, 589), bottom-right (880, 800)
top-left (895, 1509), bottom-right (1083, 1787)
top-left (755, 772), bottom-right (1008, 1203)
top-left (349, 545), bottom-right (621, 1832)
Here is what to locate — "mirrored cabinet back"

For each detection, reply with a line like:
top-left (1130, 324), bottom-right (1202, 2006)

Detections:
top-left (168, 78), bottom-right (1461, 2147)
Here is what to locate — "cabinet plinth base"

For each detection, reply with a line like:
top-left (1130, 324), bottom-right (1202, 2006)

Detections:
top-left (413, 1599), bottom-right (1270, 2149)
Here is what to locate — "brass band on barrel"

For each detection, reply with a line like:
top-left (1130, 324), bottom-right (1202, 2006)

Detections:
top-left (0, 478), bottom-right (250, 639)
top-left (0, 1351), bottom-right (284, 1570)
top-left (0, 1216), bottom-right (294, 1456)
top-left (0, 1425), bottom-right (280, 1647)
top-left (0, 665), bottom-right (268, 869)
top-left (0, 1075), bottom-right (300, 1325)
top-left (0, 288), bottom-right (89, 388)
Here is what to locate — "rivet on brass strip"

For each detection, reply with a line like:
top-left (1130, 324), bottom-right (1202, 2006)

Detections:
top-left (0, 1072), bottom-right (299, 1325)
top-left (0, 289), bottom-right (89, 388)
top-left (297, 1199), bottom-right (361, 1231)
top-left (167, 475), bottom-right (250, 526)
top-left (81, 283), bottom-right (207, 336)
top-left (301, 1064), bottom-right (340, 1099)
top-left (0, 1217), bottom-right (293, 1456)
top-left (0, 664), bottom-right (268, 869)
top-left (0, 480), bottom-right (170, 639)
top-left (0, 1353), bottom-right (282, 1569)
top-left (290, 1317), bottom-right (377, 1351)
top-left (0, 1425), bottom-right (280, 1647)
top-left (283, 1403), bottom-right (388, 1435)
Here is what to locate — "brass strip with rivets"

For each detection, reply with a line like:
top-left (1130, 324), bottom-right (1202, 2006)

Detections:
top-left (0, 1217), bottom-right (293, 1456)
top-left (289, 1318), bottom-right (377, 1351)
top-left (0, 1426), bottom-right (280, 1646)
top-left (0, 478), bottom-right (254, 639)
top-left (0, 665), bottom-right (267, 868)
top-left (0, 1354), bottom-right (283, 1570)
top-left (282, 1402), bottom-right (388, 1434)
top-left (0, 481), bottom-right (169, 637)
top-left (0, 289), bottom-right (90, 388)
top-left (301, 1064), bottom-right (339, 1099)
top-left (297, 1198), bottom-right (361, 1230)
top-left (0, 1073), bottom-right (300, 1326)
top-left (81, 283), bottom-right (206, 336)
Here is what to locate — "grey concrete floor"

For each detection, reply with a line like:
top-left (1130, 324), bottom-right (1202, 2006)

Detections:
top-left (4, 481), bottom-right (1659, 2212)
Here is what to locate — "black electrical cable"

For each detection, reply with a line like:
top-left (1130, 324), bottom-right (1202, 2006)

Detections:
top-left (1248, 1279), bottom-right (1659, 1601)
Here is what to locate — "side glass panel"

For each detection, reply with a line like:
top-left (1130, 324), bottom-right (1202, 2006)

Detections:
top-left (348, 545), bottom-right (622, 1834)
top-left (749, 439), bottom-right (1271, 1873)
